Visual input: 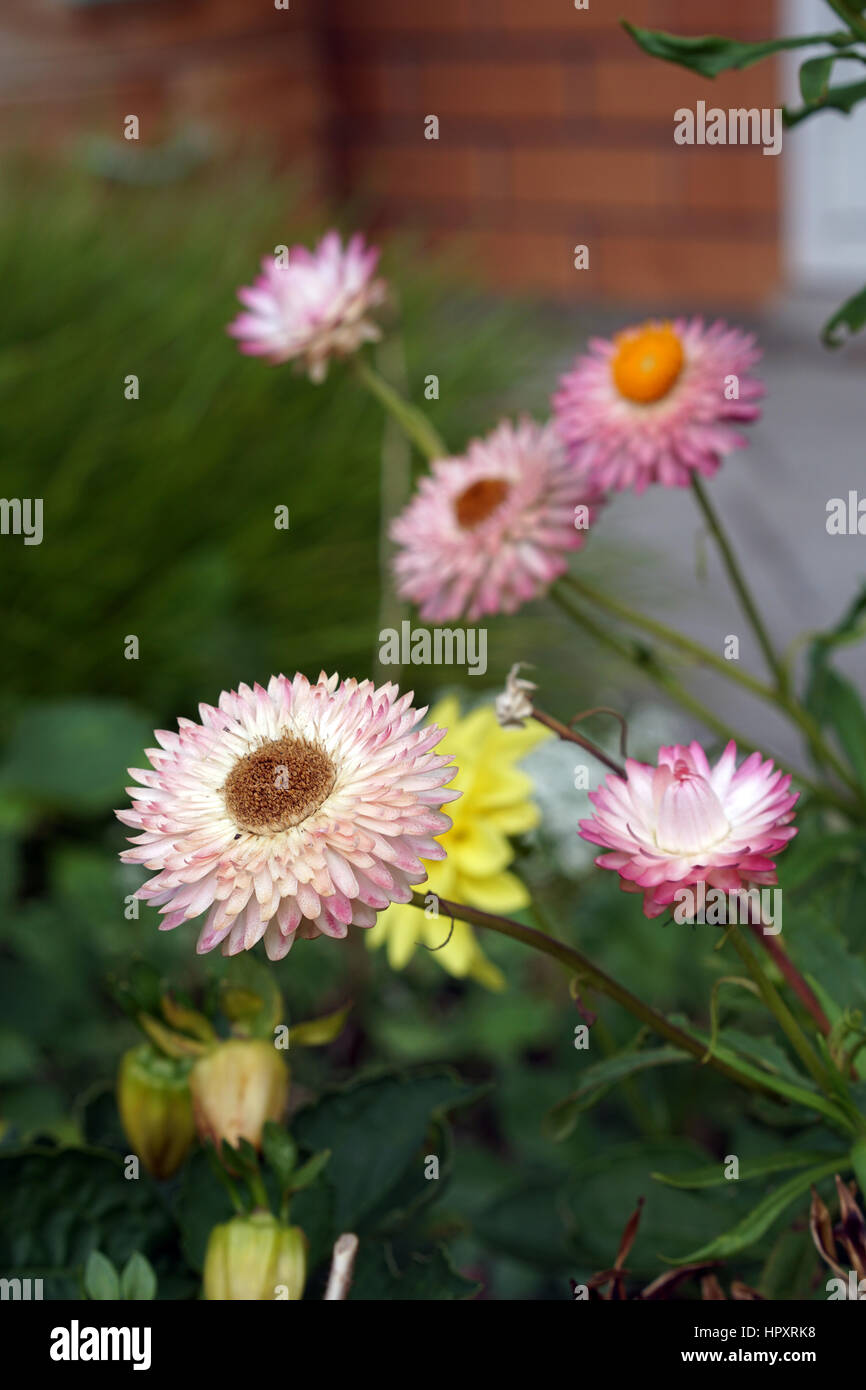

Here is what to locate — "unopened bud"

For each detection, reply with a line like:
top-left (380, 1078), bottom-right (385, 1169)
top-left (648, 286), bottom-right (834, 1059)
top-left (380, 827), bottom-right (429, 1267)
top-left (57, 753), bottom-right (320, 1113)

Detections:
top-left (189, 1038), bottom-right (289, 1154)
top-left (117, 1044), bottom-right (195, 1179)
top-left (203, 1211), bottom-right (307, 1301)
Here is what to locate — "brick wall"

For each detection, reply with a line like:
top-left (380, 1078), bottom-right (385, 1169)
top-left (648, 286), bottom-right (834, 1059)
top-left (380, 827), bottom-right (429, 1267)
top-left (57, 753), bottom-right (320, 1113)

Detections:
top-left (328, 0), bottom-right (782, 306)
top-left (0, 0), bottom-right (782, 307)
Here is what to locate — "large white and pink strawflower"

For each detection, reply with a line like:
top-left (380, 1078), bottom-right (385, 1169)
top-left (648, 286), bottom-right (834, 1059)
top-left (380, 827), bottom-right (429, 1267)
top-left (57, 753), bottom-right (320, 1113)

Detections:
top-left (227, 231), bottom-right (387, 382)
top-left (390, 417), bottom-right (604, 622)
top-left (117, 673), bottom-right (459, 961)
top-left (578, 741), bottom-right (797, 918)
top-left (552, 318), bottom-right (764, 494)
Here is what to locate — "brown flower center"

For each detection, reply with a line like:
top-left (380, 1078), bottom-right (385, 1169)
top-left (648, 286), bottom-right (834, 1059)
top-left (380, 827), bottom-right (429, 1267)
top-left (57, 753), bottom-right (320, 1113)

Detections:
top-left (454, 477), bottom-right (509, 529)
top-left (223, 736), bottom-right (336, 834)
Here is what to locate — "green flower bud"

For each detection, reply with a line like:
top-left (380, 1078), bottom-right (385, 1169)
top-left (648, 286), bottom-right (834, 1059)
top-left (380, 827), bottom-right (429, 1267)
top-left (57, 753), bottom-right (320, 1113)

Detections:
top-left (203, 1212), bottom-right (307, 1301)
top-left (189, 1038), bottom-right (289, 1154)
top-left (117, 1043), bottom-right (195, 1179)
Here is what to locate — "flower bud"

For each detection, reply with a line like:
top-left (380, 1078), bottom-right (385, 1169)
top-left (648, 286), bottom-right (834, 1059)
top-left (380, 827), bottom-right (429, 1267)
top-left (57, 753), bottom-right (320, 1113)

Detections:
top-left (117, 1044), bottom-right (195, 1179)
top-left (203, 1212), bottom-right (307, 1301)
top-left (189, 1038), bottom-right (289, 1153)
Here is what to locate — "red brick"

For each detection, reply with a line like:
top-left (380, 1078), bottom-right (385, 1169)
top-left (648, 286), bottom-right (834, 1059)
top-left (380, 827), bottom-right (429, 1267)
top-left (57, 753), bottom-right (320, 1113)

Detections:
top-left (511, 146), bottom-right (676, 207)
top-left (421, 61), bottom-right (571, 119)
top-left (594, 58), bottom-right (779, 122)
top-left (328, 0), bottom-right (499, 31)
top-left (596, 233), bottom-right (780, 304)
top-left (500, 0), bottom-right (659, 33)
top-left (351, 145), bottom-right (483, 200)
top-left (660, 0), bottom-right (775, 36)
top-left (682, 148), bottom-right (779, 214)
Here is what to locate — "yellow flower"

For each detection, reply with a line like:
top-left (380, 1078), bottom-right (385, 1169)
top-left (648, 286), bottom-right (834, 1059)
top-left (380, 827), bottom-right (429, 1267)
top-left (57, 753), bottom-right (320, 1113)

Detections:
top-left (367, 697), bottom-right (549, 989)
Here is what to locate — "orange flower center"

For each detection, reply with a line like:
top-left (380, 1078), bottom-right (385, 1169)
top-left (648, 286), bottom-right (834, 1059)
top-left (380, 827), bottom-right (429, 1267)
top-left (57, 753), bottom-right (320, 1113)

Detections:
top-left (454, 477), bottom-right (509, 529)
top-left (611, 324), bottom-right (684, 404)
top-left (223, 736), bottom-right (336, 834)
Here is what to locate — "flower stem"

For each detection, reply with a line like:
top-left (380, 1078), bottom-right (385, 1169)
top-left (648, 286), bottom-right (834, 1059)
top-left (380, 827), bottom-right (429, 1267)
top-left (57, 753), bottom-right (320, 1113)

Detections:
top-left (408, 891), bottom-right (848, 1122)
top-left (353, 354), bottom-right (447, 462)
top-left (531, 708), bottom-right (625, 777)
top-left (825, 0), bottom-right (866, 43)
top-left (560, 571), bottom-right (775, 703)
top-left (725, 924), bottom-right (829, 1091)
top-left (690, 476), bottom-right (787, 692)
top-left (748, 922), bottom-right (831, 1038)
top-left (689, 478), bottom-right (862, 799)
top-left (549, 581), bottom-right (858, 817)
top-left (560, 570), bottom-right (861, 804)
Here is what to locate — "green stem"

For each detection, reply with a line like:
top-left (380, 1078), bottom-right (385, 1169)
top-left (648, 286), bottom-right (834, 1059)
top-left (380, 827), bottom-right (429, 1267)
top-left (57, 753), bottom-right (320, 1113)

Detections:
top-left (531, 707), bottom-right (625, 777)
top-left (410, 892), bottom-right (851, 1127)
top-left (353, 354), bottom-right (447, 461)
top-left (560, 571), bottom-right (775, 702)
top-left (690, 476), bottom-right (787, 692)
top-left (551, 583), bottom-right (764, 761)
top-left (725, 924), bottom-right (829, 1091)
top-left (690, 478), bottom-right (861, 799)
top-left (560, 571), bottom-right (861, 804)
top-left (549, 583), bottom-right (857, 817)
top-left (824, 0), bottom-right (866, 44)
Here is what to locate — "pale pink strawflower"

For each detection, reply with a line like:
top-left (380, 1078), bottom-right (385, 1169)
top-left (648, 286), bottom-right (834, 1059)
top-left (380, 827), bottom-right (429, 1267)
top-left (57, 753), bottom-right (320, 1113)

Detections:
top-left (117, 673), bottom-right (459, 960)
top-left (578, 741), bottom-right (797, 918)
top-left (390, 417), bottom-right (605, 623)
top-left (552, 318), bottom-right (764, 494)
top-left (227, 231), bottom-right (387, 382)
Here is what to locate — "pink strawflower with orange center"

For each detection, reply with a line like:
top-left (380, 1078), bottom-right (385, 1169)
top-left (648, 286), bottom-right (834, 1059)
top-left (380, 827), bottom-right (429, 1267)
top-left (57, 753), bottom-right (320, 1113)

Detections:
top-left (578, 741), bottom-right (797, 918)
top-left (117, 673), bottom-right (459, 960)
top-left (389, 417), bottom-right (604, 622)
top-left (552, 318), bottom-right (764, 494)
top-left (227, 231), bottom-right (387, 382)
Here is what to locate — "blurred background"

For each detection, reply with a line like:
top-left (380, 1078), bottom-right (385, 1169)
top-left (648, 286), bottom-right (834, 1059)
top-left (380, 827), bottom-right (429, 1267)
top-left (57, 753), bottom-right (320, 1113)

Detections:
top-left (1, 0), bottom-right (865, 1299)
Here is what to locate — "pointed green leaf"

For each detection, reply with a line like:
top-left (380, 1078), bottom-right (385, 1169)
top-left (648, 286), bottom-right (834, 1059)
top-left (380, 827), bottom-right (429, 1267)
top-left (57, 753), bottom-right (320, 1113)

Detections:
top-left (84, 1250), bottom-right (120, 1301)
top-left (653, 1149), bottom-right (840, 1189)
top-left (119, 1251), bottom-right (157, 1301)
top-left (622, 23), bottom-right (848, 78)
top-left (665, 1157), bottom-right (844, 1263)
top-left (822, 283), bottom-right (866, 347)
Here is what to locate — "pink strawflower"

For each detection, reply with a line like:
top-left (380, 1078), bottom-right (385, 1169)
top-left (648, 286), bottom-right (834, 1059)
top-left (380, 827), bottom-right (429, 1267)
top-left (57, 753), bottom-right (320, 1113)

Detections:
top-left (578, 741), bottom-right (797, 918)
top-left (390, 417), bottom-right (604, 622)
top-left (552, 318), bottom-right (764, 494)
top-left (117, 673), bottom-right (459, 960)
top-left (227, 231), bottom-right (387, 382)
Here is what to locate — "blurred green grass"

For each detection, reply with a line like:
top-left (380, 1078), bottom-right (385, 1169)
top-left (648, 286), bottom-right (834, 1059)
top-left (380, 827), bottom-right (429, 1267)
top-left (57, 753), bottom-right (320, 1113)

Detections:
top-left (0, 158), bottom-right (593, 727)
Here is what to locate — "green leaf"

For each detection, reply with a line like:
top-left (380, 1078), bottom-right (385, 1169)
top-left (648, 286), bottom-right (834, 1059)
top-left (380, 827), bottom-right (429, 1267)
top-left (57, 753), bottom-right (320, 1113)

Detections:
top-left (652, 1149), bottom-right (840, 1189)
top-left (0, 1147), bottom-right (178, 1299)
top-left (622, 23), bottom-right (847, 78)
top-left (0, 698), bottom-right (154, 815)
top-left (289, 1148), bottom-right (331, 1194)
top-left (120, 1251), bottom-right (157, 1301)
top-left (800, 53), bottom-right (836, 103)
top-left (289, 1001), bottom-right (352, 1048)
top-left (261, 1123), bottom-right (298, 1189)
top-left (806, 662), bottom-right (866, 791)
top-left (666, 1157), bottom-right (843, 1263)
top-left (292, 1069), bottom-right (481, 1233)
top-left (349, 1240), bottom-right (478, 1301)
top-left (546, 1045), bottom-right (688, 1141)
top-left (850, 1137), bottom-right (866, 1196)
top-left (84, 1249), bottom-right (120, 1300)
top-left (561, 1140), bottom-right (752, 1277)
top-left (798, 51), bottom-right (866, 105)
top-left (822, 283), bottom-right (866, 347)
